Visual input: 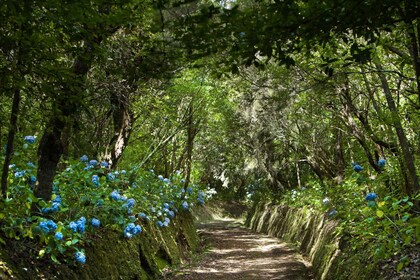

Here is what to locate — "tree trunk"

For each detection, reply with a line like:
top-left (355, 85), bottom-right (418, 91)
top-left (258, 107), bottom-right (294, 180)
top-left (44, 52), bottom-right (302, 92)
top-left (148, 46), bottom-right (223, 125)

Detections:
top-left (105, 92), bottom-right (134, 168)
top-left (34, 40), bottom-right (101, 204)
top-left (1, 90), bottom-right (21, 198)
top-left (375, 62), bottom-right (419, 195)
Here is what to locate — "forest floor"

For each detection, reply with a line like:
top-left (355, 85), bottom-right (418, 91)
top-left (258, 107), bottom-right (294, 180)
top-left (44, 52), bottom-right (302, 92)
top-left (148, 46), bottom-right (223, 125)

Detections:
top-left (163, 219), bottom-right (313, 280)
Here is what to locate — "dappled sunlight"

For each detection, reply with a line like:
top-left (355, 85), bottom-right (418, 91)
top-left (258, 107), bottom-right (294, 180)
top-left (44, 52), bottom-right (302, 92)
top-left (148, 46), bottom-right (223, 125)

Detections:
top-left (167, 220), bottom-right (312, 280)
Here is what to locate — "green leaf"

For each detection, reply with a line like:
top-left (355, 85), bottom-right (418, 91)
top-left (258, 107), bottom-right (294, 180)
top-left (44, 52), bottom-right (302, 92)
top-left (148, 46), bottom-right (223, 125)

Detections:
top-left (397, 261), bottom-right (404, 271)
top-left (376, 210), bottom-right (384, 218)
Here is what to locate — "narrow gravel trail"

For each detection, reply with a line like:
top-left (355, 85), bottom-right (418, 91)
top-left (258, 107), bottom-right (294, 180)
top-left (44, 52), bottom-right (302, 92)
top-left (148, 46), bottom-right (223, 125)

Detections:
top-left (165, 220), bottom-right (313, 280)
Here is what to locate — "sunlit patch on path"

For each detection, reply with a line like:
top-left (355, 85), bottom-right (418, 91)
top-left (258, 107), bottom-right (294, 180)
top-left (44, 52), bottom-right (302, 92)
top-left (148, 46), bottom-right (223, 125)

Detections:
top-left (165, 220), bottom-right (313, 280)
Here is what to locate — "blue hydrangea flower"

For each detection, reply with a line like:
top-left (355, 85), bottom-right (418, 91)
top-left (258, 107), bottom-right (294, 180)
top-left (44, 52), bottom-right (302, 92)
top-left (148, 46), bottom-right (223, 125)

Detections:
top-left (110, 190), bottom-right (121, 201)
top-left (14, 171), bottom-right (25, 178)
top-left (75, 252), bottom-right (86, 264)
top-left (47, 220), bottom-right (57, 232)
top-left (53, 195), bottom-right (62, 204)
top-left (156, 221), bottom-right (164, 228)
top-left (91, 218), bottom-right (101, 228)
top-left (24, 136), bottom-right (36, 144)
top-left (126, 198), bottom-right (135, 208)
top-left (55, 232), bottom-right (63, 240)
top-left (187, 186), bottom-right (193, 194)
top-left (8, 164), bottom-right (16, 169)
top-left (39, 221), bottom-right (50, 233)
top-left (378, 159), bottom-right (386, 168)
top-left (80, 155), bottom-right (89, 162)
top-left (89, 160), bottom-right (98, 166)
top-left (124, 223), bottom-right (142, 238)
top-left (365, 192), bottom-right (377, 201)
top-left (322, 197), bottom-right (330, 205)
top-left (168, 210), bottom-right (175, 219)
top-left (149, 169), bottom-right (154, 173)
top-left (100, 161), bottom-right (109, 168)
top-left (107, 173), bottom-right (115, 181)
top-left (328, 209), bottom-right (338, 217)
top-left (28, 175), bottom-right (37, 185)
top-left (163, 178), bottom-right (170, 184)
top-left (353, 164), bottom-right (363, 172)
top-left (121, 170), bottom-right (127, 174)
top-left (197, 197), bottom-right (205, 205)
top-left (92, 175), bottom-right (100, 186)
top-left (27, 162), bottom-right (36, 168)
top-left (69, 221), bottom-right (78, 233)
top-left (163, 203), bottom-right (169, 209)
top-left (182, 201), bottom-right (189, 210)
top-left (51, 202), bottom-right (60, 212)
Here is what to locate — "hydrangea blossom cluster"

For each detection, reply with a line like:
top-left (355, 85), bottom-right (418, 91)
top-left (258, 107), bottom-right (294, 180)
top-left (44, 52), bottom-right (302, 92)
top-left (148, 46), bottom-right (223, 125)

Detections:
top-left (14, 170), bottom-right (26, 178)
top-left (69, 217), bottom-right (86, 233)
top-left (42, 195), bottom-right (62, 214)
top-left (92, 175), bottom-right (100, 187)
top-left (365, 192), bottom-right (377, 201)
top-left (24, 135), bottom-right (36, 144)
top-left (378, 158), bottom-right (386, 168)
top-left (75, 251), bottom-right (86, 264)
top-left (123, 198), bottom-right (136, 214)
top-left (352, 163), bottom-right (363, 172)
top-left (328, 209), bottom-right (338, 217)
top-left (197, 191), bottom-right (205, 205)
top-left (91, 218), bottom-right (101, 228)
top-left (100, 161), bottom-right (109, 168)
top-left (55, 232), bottom-right (63, 240)
top-left (181, 201), bottom-right (189, 210)
top-left (322, 197), bottom-right (330, 205)
top-left (123, 223), bottom-right (142, 238)
top-left (80, 155), bottom-right (89, 162)
top-left (110, 190), bottom-right (126, 201)
top-left (39, 220), bottom-right (57, 233)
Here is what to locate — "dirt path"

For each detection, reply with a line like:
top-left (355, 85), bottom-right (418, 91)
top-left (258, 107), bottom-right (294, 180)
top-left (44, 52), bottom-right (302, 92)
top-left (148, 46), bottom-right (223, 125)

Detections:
top-left (165, 219), bottom-right (313, 280)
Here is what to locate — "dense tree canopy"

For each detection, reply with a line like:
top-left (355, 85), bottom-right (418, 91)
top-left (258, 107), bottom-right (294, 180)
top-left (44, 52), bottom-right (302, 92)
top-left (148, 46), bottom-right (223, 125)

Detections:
top-left (0, 0), bottom-right (419, 275)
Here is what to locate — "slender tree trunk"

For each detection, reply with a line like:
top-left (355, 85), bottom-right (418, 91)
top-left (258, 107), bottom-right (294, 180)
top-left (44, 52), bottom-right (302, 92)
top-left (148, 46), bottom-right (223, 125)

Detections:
top-left (183, 100), bottom-right (198, 191)
top-left (105, 92), bottom-right (134, 168)
top-left (375, 62), bottom-right (419, 195)
top-left (1, 90), bottom-right (21, 198)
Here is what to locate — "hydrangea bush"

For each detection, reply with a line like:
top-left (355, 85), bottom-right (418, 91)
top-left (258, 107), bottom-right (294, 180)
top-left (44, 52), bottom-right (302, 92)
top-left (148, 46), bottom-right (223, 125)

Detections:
top-left (0, 137), bottom-right (213, 265)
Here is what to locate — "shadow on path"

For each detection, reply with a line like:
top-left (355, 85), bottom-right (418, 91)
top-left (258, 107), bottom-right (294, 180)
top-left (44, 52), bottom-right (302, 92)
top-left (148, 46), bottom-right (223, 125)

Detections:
top-left (164, 219), bottom-right (313, 280)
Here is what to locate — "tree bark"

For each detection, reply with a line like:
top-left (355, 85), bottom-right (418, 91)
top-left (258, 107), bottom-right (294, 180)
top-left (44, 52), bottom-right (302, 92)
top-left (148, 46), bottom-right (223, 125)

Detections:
top-left (105, 91), bottom-right (134, 168)
top-left (375, 62), bottom-right (419, 195)
top-left (1, 90), bottom-right (21, 198)
top-left (34, 40), bottom-right (101, 203)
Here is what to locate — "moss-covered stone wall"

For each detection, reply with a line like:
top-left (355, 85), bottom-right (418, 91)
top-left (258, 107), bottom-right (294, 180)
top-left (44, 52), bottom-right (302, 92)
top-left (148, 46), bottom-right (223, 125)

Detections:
top-left (0, 211), bottom-right (198, 280)
top-left (246, 203), bottom-right (340, 280)
top-left (246, 203), bottom-right (380, 280)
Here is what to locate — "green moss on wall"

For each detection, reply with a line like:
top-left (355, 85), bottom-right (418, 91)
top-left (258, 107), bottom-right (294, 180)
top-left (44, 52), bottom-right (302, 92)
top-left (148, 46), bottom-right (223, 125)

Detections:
top-left (247, 203), bottom-right (376, 280)
top-left (0, 211), bottom-right (198, 280)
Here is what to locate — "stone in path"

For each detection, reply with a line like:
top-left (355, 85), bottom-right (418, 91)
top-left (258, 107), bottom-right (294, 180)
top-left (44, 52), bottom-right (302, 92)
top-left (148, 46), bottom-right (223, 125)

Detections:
top-left (165, 219), bottom-right (313, 280)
